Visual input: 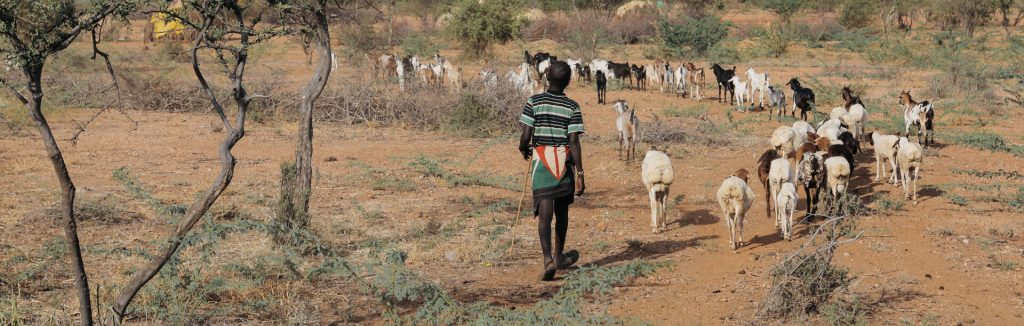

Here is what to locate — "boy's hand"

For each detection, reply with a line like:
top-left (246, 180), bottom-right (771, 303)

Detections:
top-left (575, 175), bottom-right (586, 196)
top-left (519, 146), bottom-right (532, 160)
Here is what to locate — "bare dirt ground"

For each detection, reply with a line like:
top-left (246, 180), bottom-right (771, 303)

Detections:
top-left (3, 18), bottom-right (1024, 326)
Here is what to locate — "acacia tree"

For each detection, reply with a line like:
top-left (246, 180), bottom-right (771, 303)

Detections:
top-left (273, 0), bottom-right (331, 238)
top-left (109, 0), bottom-right (286, 321)
top-left (0, 1), bottom-right (136, 324)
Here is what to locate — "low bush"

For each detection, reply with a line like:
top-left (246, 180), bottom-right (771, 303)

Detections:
top-left (751, 24), bottom-right (797, 58)
top-left (658, 15), bottom-right (731, 57)
top-left (838, 0), bottom-right (876, 29)
top-left (949, 132), bottom-right (1024, 156)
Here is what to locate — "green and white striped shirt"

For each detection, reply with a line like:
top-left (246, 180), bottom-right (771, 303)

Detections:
top-left (519, 92), bottom-right (585, 145)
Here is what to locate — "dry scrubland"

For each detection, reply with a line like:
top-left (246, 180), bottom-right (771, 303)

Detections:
top-left (2, 1), bottom-right (1024, 325)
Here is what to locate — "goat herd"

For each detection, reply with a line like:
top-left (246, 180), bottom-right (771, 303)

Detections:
top-left (374, 50), bottom-right (938, 251)
top-left (584, 56), bottom-right (938, 251)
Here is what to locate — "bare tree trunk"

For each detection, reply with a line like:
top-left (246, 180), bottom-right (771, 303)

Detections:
top-left (112, 17), bottom-right (249, 320)
top-left (293, 1), bottom-right (332, 226)
top-left (23, 64), bottom-right (94, 326)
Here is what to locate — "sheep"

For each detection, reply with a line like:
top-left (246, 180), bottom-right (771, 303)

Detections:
top-left (771, 126), bottom-right (796, 158)
top-left (894, 137), bottom-right (923, 203)
top-left (776, 182), bottom-right (798, 240)
top-left (746, 68), bottom-right (770, 109)
top-left (615, 101), bottom-right (639, 161)
top-left (866, 131), bottom-right (900, 184)
top-left (824, 156), bottom-right (851, 207)
top-left (642, 150), bottom-right (675, 233)
top-left (768, 158), bottom-right (793, 229)
top-left (756, 150), bottom-right (780, 221)
top-left (717, 169), bottom-right (757, 250)
top-left (796, 151), bottom-right (826, 215)
top-left (728, 76), bottom-right (749, 110)
top-left (768, 86), bottom-right (787, 119)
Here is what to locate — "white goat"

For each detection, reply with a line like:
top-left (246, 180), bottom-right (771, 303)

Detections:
top-left (717, 172), bottom-right (756, 250)
top-left (792, 121), bottom-right (814, 137)
top-left (614, 101), bottom-right (639, 161)
top-left (844, 104), bottom-right (868, 140)
top-left (728, 76), bottom-right (748, 110)
top-left (396, 58), bottom-right (407, 91)
top-left (661, 64), bottom-right (674, 93)
top-left (745, 68), bottom-right (769, 108)
top-left (894, 137), bottom-right (923, 202)
top-left (506, 63), bottom-right (536, 96)
top-left (776, 182), bottom-right (798, 240)
top-left (824, 156), bottom-right (851, 199)
top-left (590, 59), bottom-right (610, 78)
top-left (771, 126), bottom-right (796, 158)
top-left (442, 61), bottom-right (462, 91)
top-left (566, 59), bottom-right (582, 80)
top-left (768, 158), bottom-right (792, 229)
top-left (674, 64), bottom-right (688, 96)
top-left (642, 150), bottom-right (675, 233)
top-left (867, 131), bottom-right (900, 184)
top-left (830, 106), bottom-right (848, 120)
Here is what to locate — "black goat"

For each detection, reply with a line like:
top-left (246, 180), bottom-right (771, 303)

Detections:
top-left (826, 144), bottom-right (855, 169)
top-left (631, 64), bottom-right (647, 91)
top-left (837, 131), bottom-right (860, 155)
top-left (711, 64), bottom-right (736, 105)
top-left (786, 78), bottom-right (816, 121)
top-left (607, 61), bottom-right (632, 89)
top-left (596, 70), bottom-right (607, 104)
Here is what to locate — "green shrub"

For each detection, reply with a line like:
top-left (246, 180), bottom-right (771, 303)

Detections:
top-left (446, 0), bottom-right (525, 56)
top-left (949, 132), bottom-right (1024, 156)
top-left (400, 32), bottom-right (441, 58)
top-left (339, 23), bottom-right (385, 62)
top-left (751, 24), bottom-right (797, 58)
top-left (761, 0), bottom-right (804, 22)
top-left (707, 42), bottom-right (742, 64)
top-left (658, 15), bottom-right (731, 57)
top-left (839, 0), bottom-right (876, 29)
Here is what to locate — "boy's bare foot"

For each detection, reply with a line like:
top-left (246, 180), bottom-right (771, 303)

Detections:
top-left (540, 261), bottom-right (557, 281)
top-left (555, 250), bottom-right (579, 270)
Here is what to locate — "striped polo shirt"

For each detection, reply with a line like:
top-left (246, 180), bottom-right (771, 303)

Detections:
top-left (519, 92), bottom-right (585, 145)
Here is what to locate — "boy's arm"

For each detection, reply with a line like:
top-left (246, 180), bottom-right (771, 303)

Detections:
top-left (519, 125), bottom-right (533, 160)
top-left (569, 133), bottom-right (584, 195)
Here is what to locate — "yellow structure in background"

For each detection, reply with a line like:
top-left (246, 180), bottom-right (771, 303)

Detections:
top-left (146, 0), bottom-right (186, 41)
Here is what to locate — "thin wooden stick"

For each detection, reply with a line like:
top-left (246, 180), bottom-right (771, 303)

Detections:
top-left (505, 159), bottom-right (533, 258)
